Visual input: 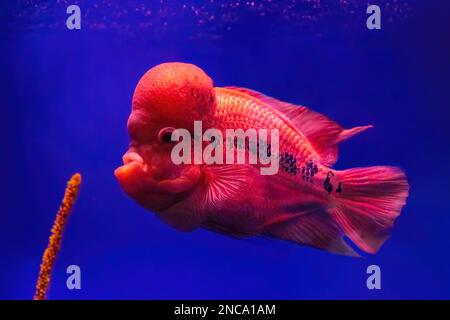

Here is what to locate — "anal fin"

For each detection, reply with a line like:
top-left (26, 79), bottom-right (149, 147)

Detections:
top-left (263, 207), bottom-right (359, 257)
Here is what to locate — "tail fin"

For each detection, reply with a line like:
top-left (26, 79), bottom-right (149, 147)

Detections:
top-left (329, 166), bottom-right (409, 254)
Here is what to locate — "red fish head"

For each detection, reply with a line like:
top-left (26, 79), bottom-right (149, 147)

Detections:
top-left (115, 62), bottom-right (216, 211)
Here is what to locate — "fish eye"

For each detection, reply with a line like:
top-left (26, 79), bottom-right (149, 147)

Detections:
top-left (158, 127), bottom-right (175, 144)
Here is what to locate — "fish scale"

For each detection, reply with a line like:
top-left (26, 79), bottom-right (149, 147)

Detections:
top-left (209, 88), bottom-right (323, 181)
top-left (220, 90), bottom-right (315, 155)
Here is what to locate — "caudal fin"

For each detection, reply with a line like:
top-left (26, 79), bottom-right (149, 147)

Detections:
top-left (329, 166), bottom-right (409, 254)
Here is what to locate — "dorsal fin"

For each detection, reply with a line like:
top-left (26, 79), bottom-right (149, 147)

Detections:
top-left (225, 86), bottom-right (372, 166)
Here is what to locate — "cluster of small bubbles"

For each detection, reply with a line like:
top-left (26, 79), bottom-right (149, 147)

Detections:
top-left (2, 0), bottom-right (412, 40)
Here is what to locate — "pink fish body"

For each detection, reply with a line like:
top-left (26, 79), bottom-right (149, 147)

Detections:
top-left (115, 62), bottom-right (409, 256)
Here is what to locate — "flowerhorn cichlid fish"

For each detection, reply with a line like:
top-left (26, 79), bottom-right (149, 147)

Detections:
top-left (115, 62), bottom-right (409, 256)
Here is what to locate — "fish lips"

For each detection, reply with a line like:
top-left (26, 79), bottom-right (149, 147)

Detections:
top-left (114, 151), bottom-right (201, 211)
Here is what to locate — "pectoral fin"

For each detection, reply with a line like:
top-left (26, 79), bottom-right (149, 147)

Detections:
top-left (201, 164), bottom-right (253, 208)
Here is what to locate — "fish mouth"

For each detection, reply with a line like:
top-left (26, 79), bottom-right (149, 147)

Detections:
top-left (123, 151), bottom-right (145, 166)
top-left (115, 151), bottom-right (201, 211)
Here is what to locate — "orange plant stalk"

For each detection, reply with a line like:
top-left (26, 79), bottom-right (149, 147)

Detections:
top-left (33, 173), bottom-right (82, 300)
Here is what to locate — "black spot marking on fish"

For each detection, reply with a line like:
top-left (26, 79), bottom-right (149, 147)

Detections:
top-left (323, 171), bottom-right (334, 194)
top-left (336, 182), bottom-right (343, 193)
top-left (301, 160), bottom-right (318, 183)
top-left (280, 152), bottom-right (298, 175)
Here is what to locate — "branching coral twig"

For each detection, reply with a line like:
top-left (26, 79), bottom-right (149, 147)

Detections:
top-left (33, 173), bottom-right (82, 300)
